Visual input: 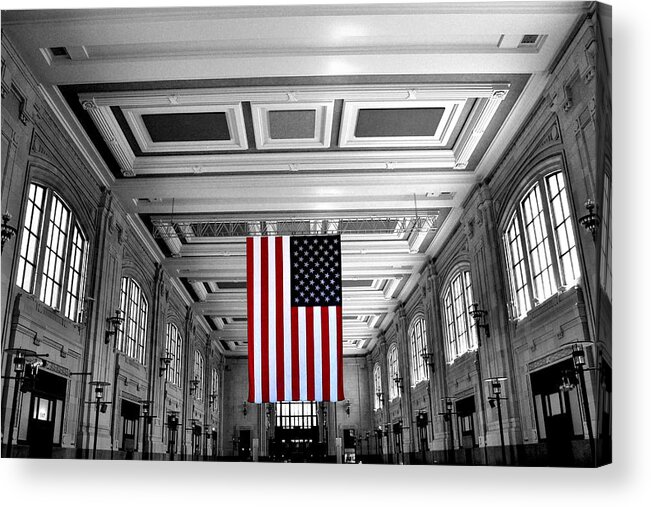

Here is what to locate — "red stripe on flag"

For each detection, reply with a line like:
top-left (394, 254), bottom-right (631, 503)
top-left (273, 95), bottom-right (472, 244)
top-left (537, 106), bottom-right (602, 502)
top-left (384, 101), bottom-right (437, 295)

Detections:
top-left (260, 237), bottom-right (269, 403)
top-left (306, 306), bottom-right (315, 401)
top-left (291, 306), bottom-right (300, 400)
top-left (246, 237), bottom-right (254, 403)
top-left (321, 307), bottom-right (330, 401)
top-left (275, 237), bottom-right (284, 401)
top-left (337, 305), bottom-right (344, 400)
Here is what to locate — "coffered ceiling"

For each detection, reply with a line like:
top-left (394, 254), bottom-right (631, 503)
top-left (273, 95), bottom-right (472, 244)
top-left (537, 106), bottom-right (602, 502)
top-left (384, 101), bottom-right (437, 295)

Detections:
top-left (2, 2), bottom-right (588, 356)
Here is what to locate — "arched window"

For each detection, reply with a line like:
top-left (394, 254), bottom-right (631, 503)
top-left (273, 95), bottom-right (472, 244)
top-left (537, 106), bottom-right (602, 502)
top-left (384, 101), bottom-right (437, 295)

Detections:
top-left (16, 182), bottom-right (89, 322)
top-left (165, 323), bottom-right (182, 386)
top-left (409, 316), bottom-right (428, 385)
top-left (387, 344), bottom-right (400, 400)
top-left (194, 350), bottom-right (204, 401)
top-left (373, 363), bottom-right (383, 410)
top-left (503, 170), bottom-right (580, 318)
top-left (442, 270), bottom-right (476, 363)
top-left (117, 277), bottom-right (148, 364)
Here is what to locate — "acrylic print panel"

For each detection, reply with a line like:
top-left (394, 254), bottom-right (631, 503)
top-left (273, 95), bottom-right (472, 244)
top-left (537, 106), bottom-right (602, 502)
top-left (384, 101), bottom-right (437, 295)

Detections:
top-left (0, 1), bottom-right (610, 467)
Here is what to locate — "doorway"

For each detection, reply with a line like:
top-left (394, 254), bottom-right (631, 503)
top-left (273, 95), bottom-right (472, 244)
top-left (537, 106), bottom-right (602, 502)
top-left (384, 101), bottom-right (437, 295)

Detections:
top-left (24, 370), bottom-right (66, 458)
top-left (238, 429), bottom-right (251, 460)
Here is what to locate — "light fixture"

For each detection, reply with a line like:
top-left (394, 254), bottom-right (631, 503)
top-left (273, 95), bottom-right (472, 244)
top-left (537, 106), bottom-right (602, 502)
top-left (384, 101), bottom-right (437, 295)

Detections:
top-left (578, 199), bottom-right (601, 240)
top-left (1, 212), bottom-right (17, 251)
top-left (484, 376), bottom-right (508, 465)
top-left (469, 302), bottom-right (490, 339)
top-left (376, 391), bottom-right (384, 406)
top-left (571, 343), bottom-right (586, 368)
top-left (242, 402), bottom-right (248, 416)
top-left (4, 348), bottom-right (49, 457)
top-left (209, 392), bottom-right (217, 407)
top-left (104, 309), bottom-right (124, 344)
top-left (190, 377), bottom-right (200, 396)
top-left (88, 380), bottom-right (111, 459)
top-left (421, 351), bottom-right (435, 371)
top-left (559, 370), bottom-right (577, 392)
top-left (159, 352), bottom-right (173, 377)
top-left (568, 342), bottom-right (595, 462)
top-left (393, 375), bottom-right (403, 392)
top-left (344, 399), bottom-right (351, 416)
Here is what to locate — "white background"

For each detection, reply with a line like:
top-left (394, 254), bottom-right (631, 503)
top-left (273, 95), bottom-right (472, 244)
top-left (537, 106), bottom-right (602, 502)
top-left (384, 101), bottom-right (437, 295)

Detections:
top-left (1, 0), bottom-right (649, 504)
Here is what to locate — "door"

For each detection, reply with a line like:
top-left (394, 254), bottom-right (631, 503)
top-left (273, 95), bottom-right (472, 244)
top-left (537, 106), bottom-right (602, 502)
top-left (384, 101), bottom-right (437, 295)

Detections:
top-left (27, 396), bottom-right (56, 458)
top-left (239, 429), bottom-right (251, 460)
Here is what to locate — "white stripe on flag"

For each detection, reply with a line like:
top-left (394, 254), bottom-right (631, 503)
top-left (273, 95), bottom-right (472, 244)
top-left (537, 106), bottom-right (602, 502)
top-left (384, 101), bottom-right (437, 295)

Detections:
top-left (313, 307), bottom-right (323, 401)
top-left (329, 306), bottom-right (338, 402)
top-left (298, 306), bottom-right (307, 400)
top-left (252, 237), bottom-right (262, 403)
top-left (283, 236), bottom-right (292, 401)
top-left (267, 238), bottom-right (277, 403)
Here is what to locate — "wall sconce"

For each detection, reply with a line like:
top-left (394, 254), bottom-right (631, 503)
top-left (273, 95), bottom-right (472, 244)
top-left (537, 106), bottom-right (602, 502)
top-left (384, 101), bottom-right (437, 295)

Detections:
top-left (242, 402), bottom-right (248, 417)
top-left (578, 199), bottom-right (601, 240)
top-left (376, 391), bottom-right (385, 406)
top-left (421, 350), bottom-right (435, 374)
top-left (1, 212), bottom-right (17, 251)
top-left (104, 309), bottom-right (124, 344)
top-left (469, 302), bottom-right (490, 339)
top-left (559, 370), bottom-right (578, 392)
top-left (189, 377), bottom-right (200, 396)
top-left (159, 352), bottom-right (173, 377)
top-left (393, 375), bottom-right (403, 393)
top-left (344, 399), bottom-right (351, 416)
top-left (209, 392), bottom-right (217, 407)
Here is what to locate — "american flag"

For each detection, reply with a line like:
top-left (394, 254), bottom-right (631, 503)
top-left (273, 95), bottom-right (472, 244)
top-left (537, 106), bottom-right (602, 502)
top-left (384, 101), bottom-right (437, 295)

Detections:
top-left (246, 235), bottom-right (344, 403)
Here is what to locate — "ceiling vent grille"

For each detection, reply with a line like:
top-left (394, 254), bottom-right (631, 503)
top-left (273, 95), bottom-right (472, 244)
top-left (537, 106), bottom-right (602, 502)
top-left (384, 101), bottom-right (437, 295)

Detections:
top-left (49, 47), bottom-right (70, 59)
top-left (520, 35), bottom-right (540, 46)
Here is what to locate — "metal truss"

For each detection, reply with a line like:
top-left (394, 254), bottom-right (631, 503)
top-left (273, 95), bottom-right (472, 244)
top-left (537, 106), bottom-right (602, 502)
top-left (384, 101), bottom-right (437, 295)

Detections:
top-left (152, 214), bottom-right (439, 239)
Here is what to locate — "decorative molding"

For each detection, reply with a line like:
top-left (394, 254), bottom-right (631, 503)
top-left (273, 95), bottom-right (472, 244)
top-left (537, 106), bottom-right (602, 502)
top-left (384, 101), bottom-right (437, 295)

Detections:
top-left (527, 345), bottom-right (573, 372)
top-left (80, 96), bottom-right (136, 176)
top-left (121, 102), bottom-right (248, 153)
top-left (452, 92), bottom-right (509, 169)
top-left (250, 100), bottom-right (334, 150)
top-left (131, 149), bottom-right (459, 175)
top-left (339, 98), bottom-right (465, 149)
top-left (42, 361), bottom-right (71, 378)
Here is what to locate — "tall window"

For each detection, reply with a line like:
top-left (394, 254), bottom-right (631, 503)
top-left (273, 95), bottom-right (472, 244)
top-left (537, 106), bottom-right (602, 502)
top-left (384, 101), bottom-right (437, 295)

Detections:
top-left (600, 173), bottom-right (612, 300)
top-left (443, 270), bottom-right (476, 363)
top-left (275, 402), bottom-right (317, 428)
top-left (504, 170), bottom-right (580, 318)
top-left (409, 316), bottom-right (428, 385)
top-left (117, 277), bottom-right (148, 364)
top-left (194, 351), bottom-right (204, 401)
top-left (165, 323), bottom-right (182, 386)
top-left (387, 344), bottom-right (400, 400)
top-left (373, 363), bottom-right (383, 410)
top-left (16, 183), bottom-right (88, 322)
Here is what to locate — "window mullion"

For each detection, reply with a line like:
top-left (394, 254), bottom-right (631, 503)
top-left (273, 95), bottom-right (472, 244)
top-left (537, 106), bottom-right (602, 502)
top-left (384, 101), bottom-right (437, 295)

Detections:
top-left (539, 178), bottom-right (562, 289)
top-left (33, 191), bottom-right (54, 299)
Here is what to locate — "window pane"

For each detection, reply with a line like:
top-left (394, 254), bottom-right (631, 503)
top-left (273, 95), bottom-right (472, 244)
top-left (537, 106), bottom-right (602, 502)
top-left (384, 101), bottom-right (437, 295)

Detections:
top-left (17, 183), bottom-right (46, 292)
top-left (39, 194), bottom-right (70, 309)
top-left (546, 172), bottom-right (580, 287)
top-left (504, 216), bottom-right (531, 317)
top-left (522, 184), bottom-right (556, 303)
top-left (64, 224), bottom-right (88, 322)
